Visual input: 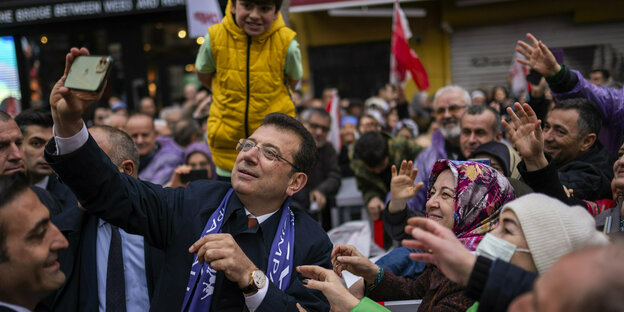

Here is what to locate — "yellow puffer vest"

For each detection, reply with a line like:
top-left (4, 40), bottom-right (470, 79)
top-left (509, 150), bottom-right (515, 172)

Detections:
top-left (207, 3), bottom-right (296, 171)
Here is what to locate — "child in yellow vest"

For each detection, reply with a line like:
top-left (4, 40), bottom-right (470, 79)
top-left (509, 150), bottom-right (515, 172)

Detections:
top-left (195, 0), bottom-right (302, 179)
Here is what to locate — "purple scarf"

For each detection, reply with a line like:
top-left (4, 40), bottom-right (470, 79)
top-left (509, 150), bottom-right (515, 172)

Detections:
top-left (181, 188), bottom-right (295, 311)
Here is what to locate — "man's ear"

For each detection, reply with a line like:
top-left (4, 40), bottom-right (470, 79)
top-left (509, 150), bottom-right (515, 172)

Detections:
top-left (286, 172), bottom-right (307, 197)
top-left (119, 159), bottom-right (136, 177)
top-left (579, 133), bottom-right (597, 153)
top-left (495, 131), bottom-right (503, 142)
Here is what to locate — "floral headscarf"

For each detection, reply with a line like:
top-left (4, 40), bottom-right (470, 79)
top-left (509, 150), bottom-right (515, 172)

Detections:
top-left (428, 159), bottom-right (516, 251)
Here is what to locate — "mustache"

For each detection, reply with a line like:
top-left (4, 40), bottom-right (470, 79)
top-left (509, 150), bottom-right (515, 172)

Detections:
top-left (441, 116), bottom-right (459, 127)
top-left (544, 142), bottom-right (559, 150)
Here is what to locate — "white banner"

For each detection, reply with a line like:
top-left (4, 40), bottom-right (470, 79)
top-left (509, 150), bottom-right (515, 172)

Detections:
top-left (186, 0), bottom-right (222, 39)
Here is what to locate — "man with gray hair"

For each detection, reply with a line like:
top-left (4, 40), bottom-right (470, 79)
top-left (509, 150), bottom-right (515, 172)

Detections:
top-left (393, 85), bottom-right (471, 217)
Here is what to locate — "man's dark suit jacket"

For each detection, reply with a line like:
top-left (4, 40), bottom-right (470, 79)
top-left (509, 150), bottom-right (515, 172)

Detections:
top-left (46, 174), bottom-right (78, 214)
top-left (40, 206), bottom-right (165, 312)
top-left (45, 136), bottom-right (333, 312)
top-left (31, 185), bottom-right (63, 216)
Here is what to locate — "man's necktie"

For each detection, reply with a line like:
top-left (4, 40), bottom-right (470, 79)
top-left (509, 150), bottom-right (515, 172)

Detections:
top-left (247, 216), bottom-right (259, 229)
top-left (106, 225), bottom-right (127, 312)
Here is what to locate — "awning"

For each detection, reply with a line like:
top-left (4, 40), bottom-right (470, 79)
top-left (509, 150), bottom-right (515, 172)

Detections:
top-left (290, 0), bottom-right (427, 13)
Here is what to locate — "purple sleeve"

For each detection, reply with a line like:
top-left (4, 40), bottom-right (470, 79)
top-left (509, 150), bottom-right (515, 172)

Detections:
top-left (552, 70), bottom-right (624, 154)
top-left (139, 153), bottom-right (184, 185)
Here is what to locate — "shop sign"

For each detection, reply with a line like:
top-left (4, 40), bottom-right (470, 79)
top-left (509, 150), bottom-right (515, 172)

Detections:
top-left (0, 0), bottom-right (185, 27)
top-left (186, 0), bottom-right (222, 38)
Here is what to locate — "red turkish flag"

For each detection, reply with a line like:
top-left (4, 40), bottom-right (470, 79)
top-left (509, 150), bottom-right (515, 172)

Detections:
top-left (390, 0), bottom-right (429, 90)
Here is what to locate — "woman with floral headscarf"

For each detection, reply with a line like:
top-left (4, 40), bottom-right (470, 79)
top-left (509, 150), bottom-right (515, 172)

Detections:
top-left (297, 159), bottom-right (516, 312)
top-left (425, 159), bottom-right (516, 250)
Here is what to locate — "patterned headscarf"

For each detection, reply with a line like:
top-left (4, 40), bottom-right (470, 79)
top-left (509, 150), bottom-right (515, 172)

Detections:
top-left (428, 159), bottom-right (516, 251)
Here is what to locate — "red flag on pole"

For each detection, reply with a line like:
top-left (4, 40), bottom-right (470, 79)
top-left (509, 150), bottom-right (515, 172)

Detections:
top-left (325, 89), bottom-right (341, 152)
top-left (390, 0), bottom-right (429, 91)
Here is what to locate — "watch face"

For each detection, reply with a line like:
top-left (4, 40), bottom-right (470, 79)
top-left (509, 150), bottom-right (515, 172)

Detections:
top-left (252, 271), bottom-right (266, 288)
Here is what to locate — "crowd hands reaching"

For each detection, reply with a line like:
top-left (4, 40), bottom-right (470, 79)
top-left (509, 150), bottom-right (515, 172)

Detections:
top-left (2, 30), bottom-right (624, 312)
top-left (293, 31), bottom-right (624, 312)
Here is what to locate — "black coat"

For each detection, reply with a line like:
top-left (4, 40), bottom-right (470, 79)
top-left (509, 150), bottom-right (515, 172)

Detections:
top-left (519, 143), bottom-right (613, 201)
top-left (31, 185), bottom-right (63, 216)
top-left (477, 260), bottom-right (536, 312)
top-left (464, 256), bottom-right (537, 312)
top-left (46, 174), bottom-right (79, 214)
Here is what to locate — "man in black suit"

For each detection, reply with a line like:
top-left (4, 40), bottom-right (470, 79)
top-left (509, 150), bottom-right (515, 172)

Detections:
top-left (45, 47), bottom-right (332, 312)
top-left (46, 125), bottom-right (164, 312)
top-left (15, 109), bottom-right (78, 212)
top-left (0, 173), bottom-right (69, 312)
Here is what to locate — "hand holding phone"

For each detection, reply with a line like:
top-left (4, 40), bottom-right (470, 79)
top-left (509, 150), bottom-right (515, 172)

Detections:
top-left (51, 48), bottom-right (107, 138)
top-left (64, 55), bottom-right (113, 92)
top-left (180, 169), bottom-right (209, 183)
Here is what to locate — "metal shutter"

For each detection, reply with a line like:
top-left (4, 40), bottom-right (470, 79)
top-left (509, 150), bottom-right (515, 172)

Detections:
top-left (450, 16), bottom-right (624, 92)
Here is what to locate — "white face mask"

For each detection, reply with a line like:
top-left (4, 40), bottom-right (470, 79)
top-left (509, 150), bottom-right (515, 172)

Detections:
top-left (475, 233), bottom-right (531, 262)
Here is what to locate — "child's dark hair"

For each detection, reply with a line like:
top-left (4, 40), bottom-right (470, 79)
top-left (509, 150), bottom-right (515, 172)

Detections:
top-left (235, 0), bottom-right (283, 12)
top-left (354, 131), bottom-right (389, 168)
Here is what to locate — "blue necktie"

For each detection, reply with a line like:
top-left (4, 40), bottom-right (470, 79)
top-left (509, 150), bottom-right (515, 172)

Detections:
top-left (106, 226), bottom-right (126, 312)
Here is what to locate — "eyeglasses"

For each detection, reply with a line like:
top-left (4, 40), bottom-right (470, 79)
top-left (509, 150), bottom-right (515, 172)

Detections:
top-left (307, 122), bottom-right (330, 133)
top-left (236, 139), bottom-right (301, 172)
top-left (434, 105), bottom-right (466, 117)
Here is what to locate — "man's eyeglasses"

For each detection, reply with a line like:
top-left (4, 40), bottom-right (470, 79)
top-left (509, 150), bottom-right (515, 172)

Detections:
top-left (433, 105), bottom-right (466, 117)
top-left (236, 139), bottom-right (301, 172)
top-left (307, 122), bottom-right (330, 133)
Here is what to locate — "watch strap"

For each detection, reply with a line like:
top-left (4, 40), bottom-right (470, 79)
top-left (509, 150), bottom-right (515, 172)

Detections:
top-left (241, 270), bottom-right (263, 294)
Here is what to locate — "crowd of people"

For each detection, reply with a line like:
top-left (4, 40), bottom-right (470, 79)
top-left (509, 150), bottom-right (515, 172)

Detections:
top-left (0, 0), bottom-right (623, 310)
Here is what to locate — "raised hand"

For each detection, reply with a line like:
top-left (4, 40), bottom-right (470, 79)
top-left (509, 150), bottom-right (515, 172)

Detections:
top-left (516, 33), bottom-right (561, 77)
top-left (297, 265), bottom-right (360, 312)
top-left (389, 160), bottom-right (423, 213)
top-left (403, 217), bottom-right (476, 286)
top-left (50, 47), bottom-right (106, 137)
top-left (501, 103), bottom-right (548, 171)
top-left (330, 245), bottom-right (378, 283)
top-left (169, 165), bottom-right (193, 188)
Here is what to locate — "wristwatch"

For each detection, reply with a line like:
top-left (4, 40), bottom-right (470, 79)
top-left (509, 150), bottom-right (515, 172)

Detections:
top-left (241, 270), bottom-right (266, 295)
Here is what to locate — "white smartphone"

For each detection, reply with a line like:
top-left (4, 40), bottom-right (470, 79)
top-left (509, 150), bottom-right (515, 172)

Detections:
top-left (64, 55), bottom-right (113, 92)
